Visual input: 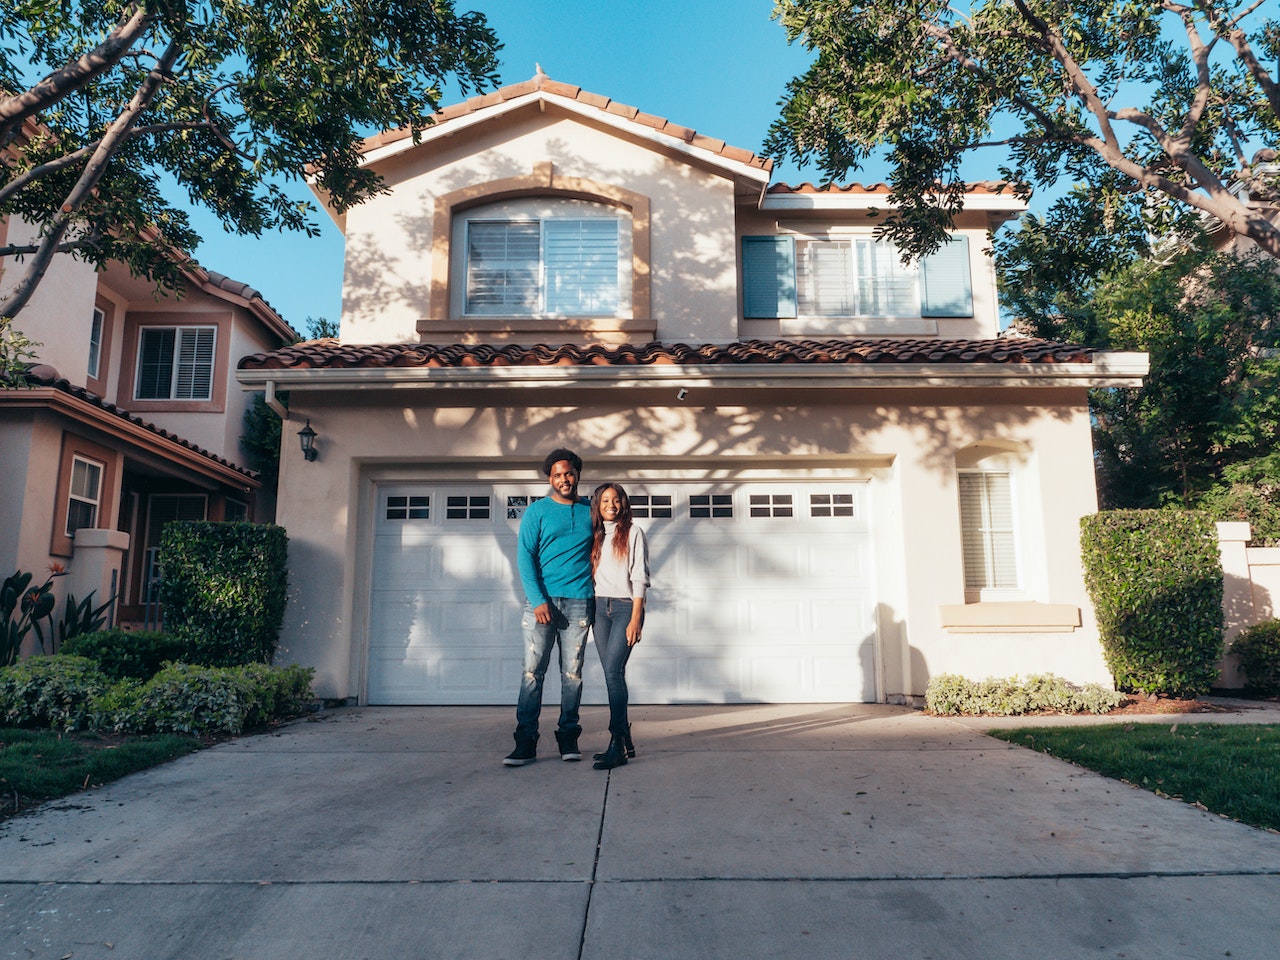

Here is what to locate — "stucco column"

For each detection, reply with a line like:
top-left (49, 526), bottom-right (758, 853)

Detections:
top-left (1216, 521), bottom-right (1253, 687)
top-left (67, 529), bottom-right (131, 631)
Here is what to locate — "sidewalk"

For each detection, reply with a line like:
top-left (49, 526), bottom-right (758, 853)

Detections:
top-left (2, 703), bottom-right (1279, 959)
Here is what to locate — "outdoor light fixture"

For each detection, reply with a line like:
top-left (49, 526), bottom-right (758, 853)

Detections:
top-left (297, 419), bottom-right (318, 462)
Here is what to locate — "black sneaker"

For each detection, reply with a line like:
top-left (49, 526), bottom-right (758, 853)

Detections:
top-left (503, 735), bottom-right (537, 766)
top-left (555, 730), bottom-right (582, 762)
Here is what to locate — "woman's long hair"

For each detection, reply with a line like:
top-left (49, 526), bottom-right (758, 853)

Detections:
top-left (590, 483), bottom-right (633, 570)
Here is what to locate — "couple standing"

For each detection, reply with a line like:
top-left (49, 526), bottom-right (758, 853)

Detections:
top-left (503, 448), bottom-right (650, 770)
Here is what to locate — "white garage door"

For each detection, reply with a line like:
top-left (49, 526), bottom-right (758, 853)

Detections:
top-left (366, 480), bottom-right (878, 704)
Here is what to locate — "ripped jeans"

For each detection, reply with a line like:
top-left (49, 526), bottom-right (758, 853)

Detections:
top-left (514, 597), bottom-right (594, 741)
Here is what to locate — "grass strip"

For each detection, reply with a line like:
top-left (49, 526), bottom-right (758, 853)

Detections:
top-left (0, 728), bottom-right (201, 819)
top-left (989, 723), bottom-right (1280, 831)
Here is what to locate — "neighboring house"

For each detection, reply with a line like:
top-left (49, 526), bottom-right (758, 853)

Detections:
top-left (238, 72), bottom-right (1148, 706)
top-left (0, 212), bottom-right (295, 635)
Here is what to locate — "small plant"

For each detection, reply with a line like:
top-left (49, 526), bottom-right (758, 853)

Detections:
top-left (1, 569), bottom-right (57, 666)
top-left (925, 673), bottom-right (1124, 716)
top-left (1230, 620), bottom-right (1280, 696)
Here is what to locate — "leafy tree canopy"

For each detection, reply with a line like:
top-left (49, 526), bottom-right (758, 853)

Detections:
top-left (0, 0), bottom-right (500, 320)
top-left (766, 0), bottom-right (1280, 261)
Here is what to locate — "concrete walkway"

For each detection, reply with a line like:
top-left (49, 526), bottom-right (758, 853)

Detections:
top-left (3, 702), bottom-right (1280, 959)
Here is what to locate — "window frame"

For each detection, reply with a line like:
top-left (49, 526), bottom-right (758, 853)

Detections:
top-left (87, 307), bottom-right (105, 380)
top-left (134, 325), bottom-right (218, 402)
top-left (463, 214), bottom-right (625, 318)
top-left (957, 468), bottom-right (1021, 599)
top-left (65, 455), bottom-right (104, 539)
top-left (50, 434), bottom-right (119, 558)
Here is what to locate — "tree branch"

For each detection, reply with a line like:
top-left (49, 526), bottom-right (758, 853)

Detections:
top-left (0, 4), bottom-right (152, 147)
top-left (0, 38), bottom-right (181, 321)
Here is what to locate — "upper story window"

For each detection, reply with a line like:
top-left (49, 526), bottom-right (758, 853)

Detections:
top-left (742, 233), bottom-right (973, 320)
top-left (135, 326), bottom-right (215, 401)
top-left (465, 217), bottom-right (621, 316)
top-left (87, 307), bottom-right (105, 379)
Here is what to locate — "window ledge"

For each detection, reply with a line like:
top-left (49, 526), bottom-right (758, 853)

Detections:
top-left (780, 317), bottom-right (939, 337)
top-left (418, 316), bottom-right (656, 342)
top-left (939, 602), bottom-right (1082, 634)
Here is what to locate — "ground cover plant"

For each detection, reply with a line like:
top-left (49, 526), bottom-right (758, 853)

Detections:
top-left (0, 728), bottom-right (200, 820)
top-left (990, 723), bottom-right (1280, 831)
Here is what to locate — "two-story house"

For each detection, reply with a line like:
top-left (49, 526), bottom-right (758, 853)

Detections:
top-left (238, 72), bottom-right (1147, 706)
top-left (1, 212), bottom-right (295, 635)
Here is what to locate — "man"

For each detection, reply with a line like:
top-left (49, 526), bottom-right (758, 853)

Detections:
top-left (504, 448), bottom-right (595, 766)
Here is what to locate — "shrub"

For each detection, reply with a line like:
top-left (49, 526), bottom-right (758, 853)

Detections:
top-left (1231, 620), bottom-right (1280, 695)
top-left (1080, 509), bottom-right (1224, 696)
top-left (158, 522), bottom-right (289, 666)
top-left (233, 663), bottom-right (315, 727)
top-left (87, 678), bottom-right (149, 735)
top-left (61, 629), bottom-right (187, 680)
top-left (925, 673), bottom-right (1125, 716)
top-left (134, 662), bottom-right (314, 737)
top-left (0, 656), bottom-right (108, 731)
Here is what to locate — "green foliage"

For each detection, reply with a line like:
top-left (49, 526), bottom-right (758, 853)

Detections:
top-left (131, 662), bottom-right (313, 737)
top-left (31, 587), bottom-right (116, 654)
top-left (0, 315), bottom-right (39, 387)
top-left (1, 569), bottom-right (57, 666)
top-left (0, 655), bottom-right (108, 731)
top-left (767, 1), bottom-right (1280, 261)
top-left (61, 628), bottom-right (187, 680)
top-left (1081, 510), bottom-right (1224, 696)
top-left (0, 1), bottom-right (500, 319)
top-left (158, 522), bottom-right (289, 666)
top-left (240, 393), bottom-right (283, 493)
top-left (1230, 621), bottom-right (1280, 695)
top-left (1195, 456), bottom-right (1280, 546)
top-left (925, 673), bottom-right (1123, 716)
top-left (992, 724), bottom-right (1280, 832)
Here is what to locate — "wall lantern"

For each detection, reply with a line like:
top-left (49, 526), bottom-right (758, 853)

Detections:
top-left (297, 419), bottom-right (318, 462)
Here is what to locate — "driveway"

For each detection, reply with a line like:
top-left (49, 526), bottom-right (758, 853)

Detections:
top-left (2, 703), bottom-right (1279, 959)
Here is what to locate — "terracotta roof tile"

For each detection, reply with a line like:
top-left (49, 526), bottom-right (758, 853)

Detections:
top-left (19, 370), bottom-right (259, 479)
top-left (239, 337), bottom-right (1096, 372)
top-left (768, 181), bottom-right (1016, 196)
top-left (362, 71), bottom-right (773, 172)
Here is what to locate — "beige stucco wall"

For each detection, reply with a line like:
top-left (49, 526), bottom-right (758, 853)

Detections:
top-left (268, 385), bottom-right (1109, 701)
top-left (341, 108), bottom-right (741, 344)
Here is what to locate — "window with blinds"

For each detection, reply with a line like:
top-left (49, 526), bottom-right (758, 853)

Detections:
top-left (136, 327), bottom-right (216, 400)
top-left (466, 218), bottom-right (619, 316)
top-left (795, 238), bottom-right (919, 317)
top-left (958, 471), bottom-right (1019, 591)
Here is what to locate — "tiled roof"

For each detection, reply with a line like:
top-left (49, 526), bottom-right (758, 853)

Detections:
top-left (767, 182), bottom-right (1017, 196)
top-left (19, 368), bottom-right (258, 480)
top-left (359, 70), bottom-right (773, 173)
top-left (240, 337), bottom-right (1096, 371)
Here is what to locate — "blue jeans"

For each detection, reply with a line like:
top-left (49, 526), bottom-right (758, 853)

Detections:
top-left (594, 597), bottom-right (639, 737)
top-left (514, 597), bottom-right (593, 741)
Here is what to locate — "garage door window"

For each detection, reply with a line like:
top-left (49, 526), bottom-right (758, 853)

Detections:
top-left (810, 493), bottom-right (855, 518)
top-left (631, 494), bottom-right (673, 519)
top-left (690, 494), bottom-right (733, 519)
top-left (749, 493), bottom-right (794, 518)
top-left (386, 495), bottom-right (430, 520)
top-left (446, 495), bottom-right (491, 520)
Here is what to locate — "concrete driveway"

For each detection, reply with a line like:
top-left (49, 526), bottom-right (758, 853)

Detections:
top-left (2, 703), bottom-right (1279, 959)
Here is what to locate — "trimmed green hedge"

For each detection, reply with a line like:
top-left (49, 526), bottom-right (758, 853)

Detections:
top-left (0, 655), bottom-right (314, 736)
top-left (1231, 620), bottom-right (1280, 695)
top-left (61, 629), bottom-right (188, 680)
top-left (925, 673), bottom-right (1124, 716)
top-left (1080, 509), bottom-right (1224, 696)
top-left (158, 522), bottom-right (288, 666)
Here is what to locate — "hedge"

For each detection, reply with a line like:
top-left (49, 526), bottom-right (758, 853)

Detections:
top-left (158, 522), bottom-right (289, 666)
top-left (1231, 620), bottom-right (1280, 696)
top-left (1080, 509), bottom-right (1223, 696)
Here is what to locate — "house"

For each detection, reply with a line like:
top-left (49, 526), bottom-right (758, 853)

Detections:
top-left (238, 72), bottom-right (1148, 706)
top-left (0, 212), bottom-right (295, 637)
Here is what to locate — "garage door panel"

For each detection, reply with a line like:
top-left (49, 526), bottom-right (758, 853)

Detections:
top-left (367, 480), bottom-right (879, 704)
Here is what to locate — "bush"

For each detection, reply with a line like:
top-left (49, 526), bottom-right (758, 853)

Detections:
top-left (1231, 620), bottom-right (1280, 695)
top-left (132, 662), bottom-right (315, 737)
top-left (87, 678), bottom-right (149, 735)
top-left (0, 656), bottom-right (109, 731)
top-left (158, 522), bottom-right (289, 666)
top-left (1080, 509), bottom-right (1224, 696)
top-left (61, 629), bottom-right (188, 680)
top-left (925, 673), bottom-right (1124, 716)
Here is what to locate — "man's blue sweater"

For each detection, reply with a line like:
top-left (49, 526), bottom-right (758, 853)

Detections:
top-left (517, 497), bottom-right (594, 608)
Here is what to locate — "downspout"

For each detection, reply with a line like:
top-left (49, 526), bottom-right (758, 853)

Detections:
top-left (264, 381), bottom-right (289, 420)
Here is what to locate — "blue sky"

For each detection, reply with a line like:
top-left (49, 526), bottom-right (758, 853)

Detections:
top-left (186, 1), bottom-right (826, 332)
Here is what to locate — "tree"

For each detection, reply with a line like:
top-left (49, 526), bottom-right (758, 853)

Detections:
top-left (0, 314), bottom-right (38, 387)
top-left (1080, 248), bottom-right (1280, 511)
top-left (766, 1), bottom-right (1280, 261)
top-left (0, 1), bottom-right (499, 320)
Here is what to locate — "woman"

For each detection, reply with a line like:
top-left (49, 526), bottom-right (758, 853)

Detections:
top-left (589, 482), bottom-right (650, 770)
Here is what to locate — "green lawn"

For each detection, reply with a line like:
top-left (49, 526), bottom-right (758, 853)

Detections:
top-left (0, 729), bottom-right (201, 820)
top-left (989, 723), bottom-right (1280, 831)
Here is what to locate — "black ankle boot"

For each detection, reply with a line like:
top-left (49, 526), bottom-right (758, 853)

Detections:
top-left (592, 734), bottom-right (628, 770)
top-left (597, 724), bottom-right (636, 761)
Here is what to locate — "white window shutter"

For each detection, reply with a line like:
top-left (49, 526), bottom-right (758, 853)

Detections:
top-left (959, 471), bottom-right (1018, 590)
